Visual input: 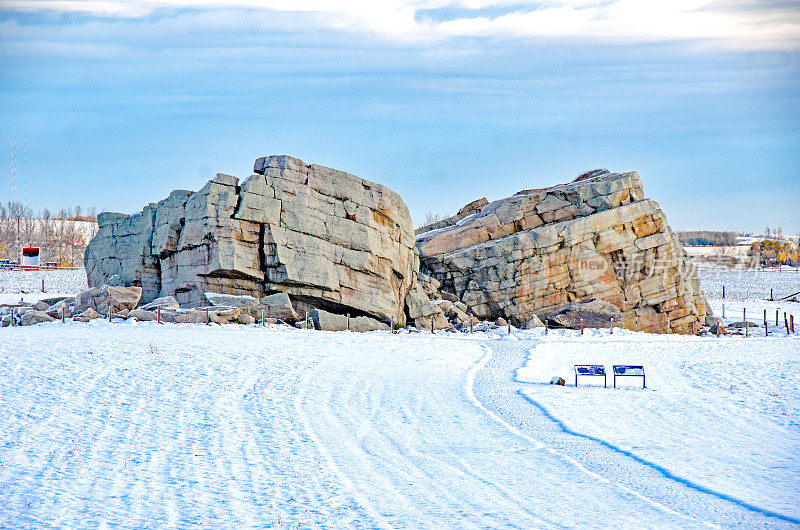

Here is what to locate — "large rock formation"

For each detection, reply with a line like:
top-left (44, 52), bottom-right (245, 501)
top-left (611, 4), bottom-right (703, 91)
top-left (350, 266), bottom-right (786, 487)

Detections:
top-left (415, 169), bottom-right (707, 333)
top-left (86, 158), bottom-right (707, 334)
top-left (85, 155), bottom-right (417, 324)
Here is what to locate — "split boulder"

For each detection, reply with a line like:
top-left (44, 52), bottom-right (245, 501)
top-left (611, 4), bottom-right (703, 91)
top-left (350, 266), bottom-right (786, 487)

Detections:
top-left (21, 311), bottom-right (55, 326)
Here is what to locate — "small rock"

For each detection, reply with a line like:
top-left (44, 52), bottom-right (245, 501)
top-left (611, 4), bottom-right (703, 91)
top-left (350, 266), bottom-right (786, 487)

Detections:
top-left (238, 314), bottom-right (256, 325)
top-left (204, 292), bottom-right (259, 309)
top-left (209, 307), bottom-right (242, 324)
top-left (439, 292), bottom-right (459, 303)
top-left (447, 305), bottom-right (470, 324)
top-left (40, 296), bottom-right (69, 307)
top-left (311, 309), bottom-right (389, 332)
top-left (21, 310), bottom-right (55, 326)
top-left (173, 311), bottom-right (207, 324)
top-left (256, 292), bottom-right (298, 320)
top-left (414, 312), bottom-right (450, 331)
top-left (80, 308), bottom-right (103, 320)
top-left (141, 296), bottom-right (180, 311)
top-left (521, 313), bottom-right (545, 329)
top-left (709, 323), bottom-right (726, 335)
top-left (157, 310), bottom-right (177, 323)
top-left (495, 317), bottom-right (508, 327)
top-left (550, 376), bottom-right (566, 386)
top-left (74, 287), bottom-right (101, 312)
top-left (74, 285), bottom-right (142, 314)
top-left (728, 321), bottom-right (758, 329)
top-left (129, 309), bottom-right (157, 321)
top-left (45, 300), bottom-right (71, 319)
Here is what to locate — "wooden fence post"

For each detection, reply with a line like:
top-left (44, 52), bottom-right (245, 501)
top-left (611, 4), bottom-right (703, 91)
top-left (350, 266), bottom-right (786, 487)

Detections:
top-left (347, 313), bottom-right (350, 331)
top-left (744, 308), bottom-right (748, 337)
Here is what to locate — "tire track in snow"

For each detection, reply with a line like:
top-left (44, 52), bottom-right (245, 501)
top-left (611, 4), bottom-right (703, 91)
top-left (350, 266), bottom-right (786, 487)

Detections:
top-left (466, 343), bottom-right (715, 528)
top-left (472, 339), bottom-right (800, 529)
top-left (295, 334), bottom-right (715, 528)
top-left (0, 325), bottom-right (373, 528)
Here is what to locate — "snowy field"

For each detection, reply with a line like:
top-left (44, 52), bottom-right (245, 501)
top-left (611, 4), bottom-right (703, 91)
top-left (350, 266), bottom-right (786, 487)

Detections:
top-left (699, 267), bottom-right (800, 301)
top-left (0, 268), bottom-right (87, 302)
top-left (2, 323), bottom-right (799, 527)
top-left (1, 269), bottom-right (799, 527)
top-left (516, 332), bottom-right (800, 521)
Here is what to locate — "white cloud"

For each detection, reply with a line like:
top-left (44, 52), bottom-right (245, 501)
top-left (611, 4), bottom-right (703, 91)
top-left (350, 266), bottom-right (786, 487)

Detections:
top-left (1, 0), bottom-right (799, 48)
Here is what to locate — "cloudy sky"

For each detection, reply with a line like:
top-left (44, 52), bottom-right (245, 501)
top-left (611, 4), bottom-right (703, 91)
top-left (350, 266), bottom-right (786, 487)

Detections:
top-left (1, 0), bottom-right (798, 231)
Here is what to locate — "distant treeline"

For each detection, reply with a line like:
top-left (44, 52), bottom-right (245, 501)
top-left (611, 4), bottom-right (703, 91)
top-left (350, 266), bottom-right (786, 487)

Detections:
top-left (676, 231), bottom-right (738, 247)
top-left (0, 201), bottom-right (98, 267)
top-left (750, 240), bottom-right (799, 266)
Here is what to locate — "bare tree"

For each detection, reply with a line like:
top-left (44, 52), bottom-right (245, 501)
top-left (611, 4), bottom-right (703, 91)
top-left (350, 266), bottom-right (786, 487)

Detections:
top-left (0, 203), bottom-right (97, 267)
top-left (421, 211), bottom-right (450, 228)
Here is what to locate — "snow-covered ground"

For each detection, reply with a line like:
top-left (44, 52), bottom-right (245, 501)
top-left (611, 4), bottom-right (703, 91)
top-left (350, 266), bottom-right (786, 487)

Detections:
top-left (0, 268), bottom-right (87, 303)
top-left (699, 267), bottom-right (800, 301)
top-left (516, 331), bottom-right (800, 521)
top-left (2, 319), bottom-right (799, 527)
top-left (1, 269), bottom-right (799, 527)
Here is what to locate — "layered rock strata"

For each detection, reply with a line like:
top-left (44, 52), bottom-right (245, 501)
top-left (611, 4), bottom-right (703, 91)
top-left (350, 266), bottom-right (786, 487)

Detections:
top-left (416, 170), bottom-right (707, 333)
top-left (85, 155), bottom-right (417, 324)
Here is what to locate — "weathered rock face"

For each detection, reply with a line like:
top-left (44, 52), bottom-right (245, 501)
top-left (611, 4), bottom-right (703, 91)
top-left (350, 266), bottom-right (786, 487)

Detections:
top-left (85, 155), bottom-right (416, 324)
top-left (416, 170), bottom-right (707, 333)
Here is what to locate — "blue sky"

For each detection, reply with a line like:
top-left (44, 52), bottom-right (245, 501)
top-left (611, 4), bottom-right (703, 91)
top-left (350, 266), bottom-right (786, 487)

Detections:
top-left (0, 1), bottom-right (798, 232)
